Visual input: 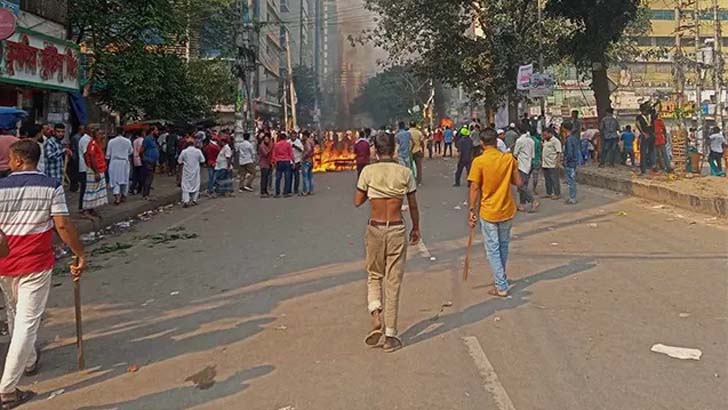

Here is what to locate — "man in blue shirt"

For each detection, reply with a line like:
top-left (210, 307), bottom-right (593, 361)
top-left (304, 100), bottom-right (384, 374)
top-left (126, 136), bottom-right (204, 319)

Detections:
top-left (42, 124), bottom-right (68, 185)
top-left (443, 126), bottom-right (454, 157)
top-left (620, 125), bottom-right (636, 169)
top-left (140, 127), bottom-right (160, 199)
top-left (563, 121), bottom-right (580, 205)
top-left (395, 121), bottom-right (412, 167)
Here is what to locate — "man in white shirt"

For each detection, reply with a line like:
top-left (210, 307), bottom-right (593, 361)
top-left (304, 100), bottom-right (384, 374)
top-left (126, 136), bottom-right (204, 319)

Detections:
top-left (77, 131), bottom-right (92, 213)
top-left (513, 130), bottom-right (539, 212)
top-left (237, 133), bottom-right (256, 192)
top-left (541, 127), bottom-right (562, 199)
top-left (213, 138), bottom-right (234, 196)
top-left (707, 127), bottom-right (726, 176)
top-left (496, 129), bottom-right (509, 153)
top-left (290, 132), bottom-right (304, 195)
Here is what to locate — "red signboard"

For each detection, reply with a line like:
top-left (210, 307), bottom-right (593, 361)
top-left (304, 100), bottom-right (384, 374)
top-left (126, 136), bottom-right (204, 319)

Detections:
top-left (0, 8), bottom-right (16, 41)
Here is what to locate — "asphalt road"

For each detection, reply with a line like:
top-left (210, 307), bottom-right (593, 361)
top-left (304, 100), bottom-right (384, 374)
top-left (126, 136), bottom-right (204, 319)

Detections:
top-left (10, 157), bottom-right (728, 410)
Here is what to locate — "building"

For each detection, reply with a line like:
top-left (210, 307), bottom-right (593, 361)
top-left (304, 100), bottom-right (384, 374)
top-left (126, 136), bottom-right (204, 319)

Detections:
top-left (251, 0), bottom-right (285, 122)
top-left (0, 0), bottom-right (81, 129)
top-left (280, 0), bottom-right (314, 68)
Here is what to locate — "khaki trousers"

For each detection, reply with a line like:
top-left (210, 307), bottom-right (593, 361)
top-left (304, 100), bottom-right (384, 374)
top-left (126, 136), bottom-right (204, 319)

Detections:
top-left (365, 224), bottom-right (407, 337)
top-left (239, 163), bottom-right (257, 189)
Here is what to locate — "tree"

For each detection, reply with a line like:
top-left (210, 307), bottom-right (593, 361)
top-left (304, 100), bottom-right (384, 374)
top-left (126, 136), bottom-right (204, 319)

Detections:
top-left (188, 59), bottom-right (237, 108)
top-left (351, 66), bottom-right (435, 126)
top-left (292, 66), bottom-right (321, 127)
top-left (545, 0), bottom-right (642, 120)
top-left (362, 0), bottom-right (566, 120)
top-left (69, 0), bottom-right (236, 121)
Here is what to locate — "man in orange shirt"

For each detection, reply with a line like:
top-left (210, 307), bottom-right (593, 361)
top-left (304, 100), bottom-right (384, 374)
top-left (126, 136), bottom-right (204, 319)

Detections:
top-left (653, 113), bottom-right (672, 172)
top-left (468, 128), bottom-right (522, 297)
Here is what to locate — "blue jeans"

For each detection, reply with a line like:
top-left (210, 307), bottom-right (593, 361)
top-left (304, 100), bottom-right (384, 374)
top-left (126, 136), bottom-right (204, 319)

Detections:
top-left (207, 167), bottom-right (217, 194)
top-left (565, 167), bottom-right (577, 200)
top-left (302, 160), bottom-right (314, 193)
top-left (480, 218), bottom-right (512, 292)
top-left (275, 161), bottom-right (293, 195)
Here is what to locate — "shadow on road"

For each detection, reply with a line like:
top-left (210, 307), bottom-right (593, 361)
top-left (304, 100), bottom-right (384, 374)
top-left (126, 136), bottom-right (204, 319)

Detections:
top-left (76, 365), bottom-right (274, 410)
top-left (401, 259), bottom-right (597, 347)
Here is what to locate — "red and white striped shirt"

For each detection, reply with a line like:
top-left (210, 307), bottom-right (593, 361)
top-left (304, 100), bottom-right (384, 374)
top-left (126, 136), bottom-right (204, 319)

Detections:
top-left (0, 171), bottom-right (69, 276)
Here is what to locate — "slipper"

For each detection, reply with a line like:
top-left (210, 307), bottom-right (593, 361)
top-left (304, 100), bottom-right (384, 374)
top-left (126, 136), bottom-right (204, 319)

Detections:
top-left (382, 336), bottom-right (403, 353)
top-left (364, 328), bottom-right (383, 346)
top-left (488, 288), bottom-right (509, 298)
top-left (1, 389), bottom-right (36, 409)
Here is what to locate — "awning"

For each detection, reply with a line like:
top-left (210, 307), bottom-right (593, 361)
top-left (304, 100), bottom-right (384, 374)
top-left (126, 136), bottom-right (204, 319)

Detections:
top-left (0, 106), bottom-right (27, 130)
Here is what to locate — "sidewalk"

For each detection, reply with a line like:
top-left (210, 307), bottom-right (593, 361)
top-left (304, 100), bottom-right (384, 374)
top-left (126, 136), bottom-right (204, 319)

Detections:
top-left (65, 174), bottom-right (189, 236)
top-left (576, 164), bottom-right (728, 218)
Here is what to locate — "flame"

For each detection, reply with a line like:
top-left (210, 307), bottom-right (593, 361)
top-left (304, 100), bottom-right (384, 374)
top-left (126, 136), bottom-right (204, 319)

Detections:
top-left (313, 131), bottom-right (357, 172)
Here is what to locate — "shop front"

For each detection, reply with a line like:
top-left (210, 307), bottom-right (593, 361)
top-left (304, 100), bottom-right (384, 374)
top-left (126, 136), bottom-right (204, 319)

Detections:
top-left (0, 26), bottom-right (81, 129)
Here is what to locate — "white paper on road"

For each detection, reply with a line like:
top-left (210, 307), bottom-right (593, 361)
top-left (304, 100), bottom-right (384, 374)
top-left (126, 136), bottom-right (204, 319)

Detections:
top-left (650, 343), bottom-right (702, 360)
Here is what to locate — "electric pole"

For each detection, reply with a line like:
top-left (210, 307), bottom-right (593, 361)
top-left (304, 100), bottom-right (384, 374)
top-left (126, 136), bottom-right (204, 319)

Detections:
top-left (285, 30), bottom-right (297, 129)
top-left (714, 0), bottom-right (723, 129)
top-left (695, 0), bottom-right (704, 153)
top-left (537, 0), bottom-right (546, 118)
top-left (234, 0), bottom-right (258, 141)
top-left (675, 5), bottom-right (685, 112)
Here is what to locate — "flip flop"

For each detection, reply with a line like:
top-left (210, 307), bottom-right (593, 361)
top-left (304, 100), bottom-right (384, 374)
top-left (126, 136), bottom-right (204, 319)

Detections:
top-left (382, 336), bottom-right (403, 353)
top-left (1, 389), bottom-right (36, 409)
top-left (364, 328), bottom-right (383, 346)
top-left (488, 288), bottom-right (509, 298)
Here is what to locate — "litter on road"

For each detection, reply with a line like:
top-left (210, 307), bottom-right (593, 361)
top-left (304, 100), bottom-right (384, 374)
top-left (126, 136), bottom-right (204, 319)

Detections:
top-left (650, 343), bottom-right (702, 361)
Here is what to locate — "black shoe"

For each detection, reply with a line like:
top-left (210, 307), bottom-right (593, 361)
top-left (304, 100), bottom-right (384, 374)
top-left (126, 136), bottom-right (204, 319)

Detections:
top-left (453, 183), bottom-right (460, 187)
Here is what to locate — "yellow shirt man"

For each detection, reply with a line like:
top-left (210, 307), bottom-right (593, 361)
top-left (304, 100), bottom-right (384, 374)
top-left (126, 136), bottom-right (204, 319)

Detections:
top-left (410, 127), bottom-right (425, 155)
top-left (468, 146), bottom-right (518, 222)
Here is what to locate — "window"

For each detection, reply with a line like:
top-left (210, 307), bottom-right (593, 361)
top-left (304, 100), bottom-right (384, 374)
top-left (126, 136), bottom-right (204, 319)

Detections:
top-left (650, 10), bottom-right (675, 20)
top-left (280, 0), bottom-right (289, 12)
top-left (655, 37), bottom-right (675, 47)
top-left (635, 36), bottom-right (653, 47)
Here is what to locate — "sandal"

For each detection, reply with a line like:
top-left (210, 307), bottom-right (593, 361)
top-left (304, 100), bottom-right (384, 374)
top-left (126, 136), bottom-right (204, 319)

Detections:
top-left (1, 389), bottom-right (36, 409)
top-left (382, 336), bottom-right (403, 353)
top-left (488, 288), bottom-right (509, 298)
top-left (364, 328), bottom-right (383, 346)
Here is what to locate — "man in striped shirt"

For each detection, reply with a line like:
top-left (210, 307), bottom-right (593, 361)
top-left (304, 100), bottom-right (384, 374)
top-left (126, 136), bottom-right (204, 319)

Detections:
top-left (0, 139), bottom-right (86, 408)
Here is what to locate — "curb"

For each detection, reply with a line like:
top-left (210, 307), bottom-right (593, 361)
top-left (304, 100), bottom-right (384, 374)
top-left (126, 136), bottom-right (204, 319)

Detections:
top-left (575, 169), bottom-right (727, 218)
top-left (72, 190), bottom-right (181, 236)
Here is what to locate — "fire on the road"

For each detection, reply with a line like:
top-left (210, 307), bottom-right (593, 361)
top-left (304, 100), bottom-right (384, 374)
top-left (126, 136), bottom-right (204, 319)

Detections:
top-left (313, 131), bottom-right (356, 172)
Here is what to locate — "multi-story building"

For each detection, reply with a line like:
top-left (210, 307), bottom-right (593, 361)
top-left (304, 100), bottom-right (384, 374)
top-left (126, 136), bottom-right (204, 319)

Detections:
top-left (280, 0), bottom-right (313, 68)
top-left (251, 0), bottom-right (285, 121)
top-left (0, 0), bottom-right (82, 128)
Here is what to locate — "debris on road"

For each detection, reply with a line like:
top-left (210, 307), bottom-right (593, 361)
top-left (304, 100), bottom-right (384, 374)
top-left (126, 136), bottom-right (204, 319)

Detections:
top-left (127, 364), bottom-right (140, 373)
top-left (275, 325), bottom-right (288, 331)
top-left (170, 291), bottom-right (180, 296)
top-left (678, 313), bottom-right (691, 318)
top-left (429, 256), bottom-right (437, 261)
top-left (550, 242), bottom-right (559, 246)
top-left (494, 316), bottom-right (501, 322)
top-left (141, 299), bottom-right (155, 307)
top-left (453, 206), bottom-right (462, 210)
top-left (588, 223), bottom-right (598, 228)
top-left (617, 211), bottom-right (628, 216)
top-left (442, 301), bottom-right (453, 307)
top-left (91, 242), bottom-right (133, 256)
top-left (650, 343), bottom-right (702, 361)
top-left (652, 205), bottom-right (667, 209)
top-left (277, 406), bottom-right (295, 410)
top-left (184, 365), bottom-right (217, 390)
top-left (48, 389), bottom-right (64, 400)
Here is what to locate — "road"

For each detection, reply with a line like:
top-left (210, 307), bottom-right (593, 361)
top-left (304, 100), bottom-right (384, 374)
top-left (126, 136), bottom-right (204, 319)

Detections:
top-left (11, 157), bottom-right (728, 410)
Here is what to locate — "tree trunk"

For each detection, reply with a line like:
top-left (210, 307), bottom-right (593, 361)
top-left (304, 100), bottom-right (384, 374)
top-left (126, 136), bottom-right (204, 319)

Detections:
top-left (507, 92), bottom-right (519, 124)
top-left (591, 63), bottom-right (612, 121)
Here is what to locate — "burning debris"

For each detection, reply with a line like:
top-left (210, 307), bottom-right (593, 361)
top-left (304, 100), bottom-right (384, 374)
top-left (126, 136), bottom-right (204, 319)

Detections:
top-left (314, 131), bottom-right (357, 172)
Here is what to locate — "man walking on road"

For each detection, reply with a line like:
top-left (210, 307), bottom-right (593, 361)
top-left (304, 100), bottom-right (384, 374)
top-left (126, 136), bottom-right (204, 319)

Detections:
top-left (0, 139), bottom-right (86, 408)
top-left (454, 129), bottom-right (473, 187)
top-left (443, 126), bottom-right (454, 157)
top-left (409, 121), bottom-right (425, 185)
top-left (105, 133), bottom-right (133, 205)
top-left (355, 131), bottom-right (420, 353)
top-left (42, 124), bottom-right (69, 185)
top-left (291, 132), bottom-right (304, 195)
top-left (237, 133), bottom-right (256, 192)
top-left (177, 139), bottom-right (206, 207)
top-left (599, 108), bottom-right (620, 167)
top-left (354, 131), bottom-right (371, 177)
top-left (530, 130), bottom-right (543, 195)
top-left (468, 128), bottom-right (522, 297)
top-left (563, 122), bottom-right (580, 204)
top-left (395, 122), bottom-right (412, 168)
top-left (636, 105), bottom-right (656, 175)
top-left (541, 127), bottom-right (562, 199)
top-left (513, 130), bottom-right (539, 212)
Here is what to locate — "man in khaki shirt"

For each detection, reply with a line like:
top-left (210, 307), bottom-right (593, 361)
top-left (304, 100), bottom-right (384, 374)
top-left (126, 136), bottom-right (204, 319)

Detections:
top-left (409, 121), bottom-right (425, 185)
top-left (355, 131), bottom-right (420, 353)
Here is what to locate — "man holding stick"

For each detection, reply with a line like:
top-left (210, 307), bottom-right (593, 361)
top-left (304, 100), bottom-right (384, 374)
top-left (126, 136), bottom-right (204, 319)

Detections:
top-left (355, 132), bottom-right (420, 353)
top-left (0, 140), bottom-right (86, 408)
top-left (468, 128), bottom-right (522, 297)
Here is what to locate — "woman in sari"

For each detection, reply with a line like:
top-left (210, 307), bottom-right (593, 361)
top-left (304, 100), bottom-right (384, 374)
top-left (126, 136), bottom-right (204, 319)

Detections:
top-left (82, 129), bottom-right (109, 218)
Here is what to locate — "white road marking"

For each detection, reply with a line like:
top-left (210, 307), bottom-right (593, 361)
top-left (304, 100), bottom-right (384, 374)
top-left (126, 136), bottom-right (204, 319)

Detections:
top-left (463, 336), bottom-right (517, 410)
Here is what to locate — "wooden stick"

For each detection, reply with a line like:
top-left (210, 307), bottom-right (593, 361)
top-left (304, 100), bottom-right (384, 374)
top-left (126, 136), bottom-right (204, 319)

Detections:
top-left (463, 226), bottom-right (475, 281)
top-left (74, 277), bottom-right (85, 370)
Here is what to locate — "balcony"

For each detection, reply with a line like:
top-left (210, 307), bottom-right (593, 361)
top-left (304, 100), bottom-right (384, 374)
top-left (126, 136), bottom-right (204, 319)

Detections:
top-left (20, 0), bottom-right (67, 25)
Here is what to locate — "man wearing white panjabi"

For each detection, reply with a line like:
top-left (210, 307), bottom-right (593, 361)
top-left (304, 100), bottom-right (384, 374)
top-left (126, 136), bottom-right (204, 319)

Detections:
top-left (105, 134), bottom-right (133, 205)
top-left (177, 139), bottom-right (205, 207)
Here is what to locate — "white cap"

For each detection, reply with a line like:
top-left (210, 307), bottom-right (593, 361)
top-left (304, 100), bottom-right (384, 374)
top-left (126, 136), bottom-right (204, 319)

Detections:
top-left (509, 123), bottom-right (516, 128)
top-left (497, 129), bottom-right (504, 134)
